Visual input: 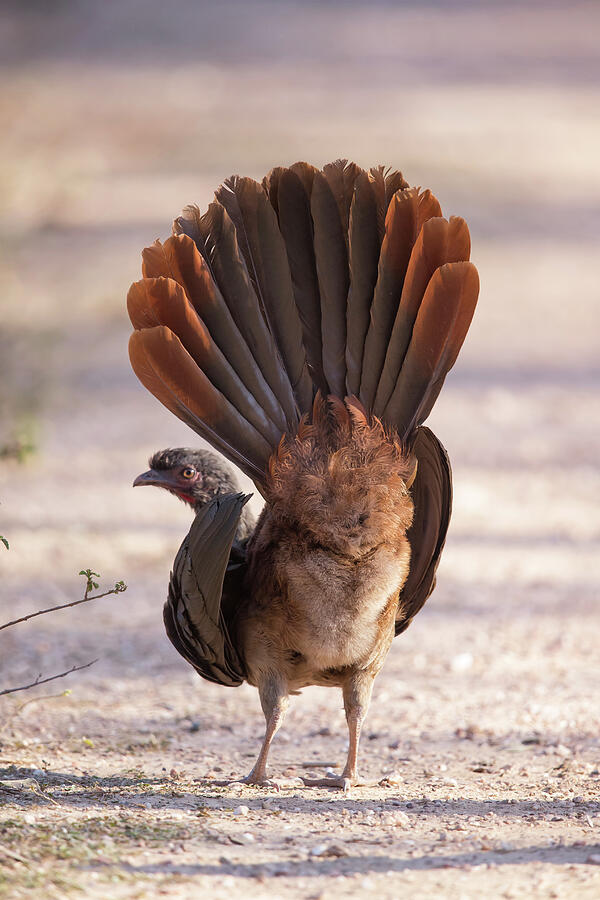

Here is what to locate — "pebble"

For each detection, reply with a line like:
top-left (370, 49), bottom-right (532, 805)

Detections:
top-left (234, 805), bottom-right (250, 816)
top-left (310, 843), bottom-right (349, 858)
top-left (229, 832), bottom-right (254, 845)
top-left (498, 842), bottom-right (515, 852)
top-left (587, 855), bottom-right (600, 866)
top-left (555, 745), bottom-right (572, 758)
top-left (394, 812), bottom-right (410, 826)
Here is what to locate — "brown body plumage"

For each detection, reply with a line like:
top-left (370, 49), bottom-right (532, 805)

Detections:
top-left (128, 160), bottom-right (478, 787)
top-left (236, 401), bottom-right (414, 784)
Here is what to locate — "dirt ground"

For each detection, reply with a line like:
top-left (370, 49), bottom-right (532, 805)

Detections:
top-left (1, 2), bottom-right (599, 898)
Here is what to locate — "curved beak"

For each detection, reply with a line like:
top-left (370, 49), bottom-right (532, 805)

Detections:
top-left (133, 468), bottom-right (176, 490)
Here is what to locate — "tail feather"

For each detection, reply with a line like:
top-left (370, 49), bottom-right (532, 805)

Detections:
top-left (345, 171), bottom-right (382, 395)
top-left (374, 215), bottom-right (471, 415)
top-left (275, 168), bottom-right (328, 395)
top-left (368, 165), bottom-right (410, 241)
top-left (215, 177), bottom-right (313, 413)
top-left (384, 261), bottom-right (479, 437)
top-left (172, 203), bottom-right (206, 252)
top-left (262, 166), bottom-right (284, 216)
top-left (129, 326), bottom-right (271, 482)
top-left (416, 189), bottom-right (443, 230)
top-left (128, 278), bottom-right (282, 447)
top-left (194, 202), bottom-right (298, 429)
top-left (360, 187), bottom-right (444, 411)
top-left (359, 188), bottom-right (418, 408)
top-left (141, 233), bottom-right (288, 435)
top-left (311, 170), bottom-right (351, 397)
top-left (322, 159), bottom-right (364, 250)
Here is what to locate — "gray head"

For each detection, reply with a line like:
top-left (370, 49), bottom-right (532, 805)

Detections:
top-left (133, 448), bottom-right (241, 510)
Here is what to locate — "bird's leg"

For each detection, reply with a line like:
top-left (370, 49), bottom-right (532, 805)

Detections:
top-left (302, 670), bottom-right (375, 791)
top-left (242, 674), bottom-right (289, 786)
top-left (340, 670), bottom-right (374, 783)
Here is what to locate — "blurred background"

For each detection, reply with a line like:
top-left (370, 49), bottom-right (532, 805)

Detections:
top-left (0, 0), bottom-right (598, 732)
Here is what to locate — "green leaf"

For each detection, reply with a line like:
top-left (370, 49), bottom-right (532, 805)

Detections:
top-left (0, 536), bottom-right (8, 550)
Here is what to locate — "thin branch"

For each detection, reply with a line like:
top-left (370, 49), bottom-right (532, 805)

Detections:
top-left (0, 584), bottom-right (126, 633)
top-left (0, 659), bottom-right (98, 697)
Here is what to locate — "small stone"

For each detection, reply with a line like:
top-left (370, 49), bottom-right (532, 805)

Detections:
top-left (234, 805), bottom-right (249, 816)
top-left (586, 855), bottom-right (600, 865)
top-left (555, 744), bottom-right (571, 758)
top-left (229, 832), bottom-right (254, 845)
top-left (498, 842), bottom-right (515, 852)
top-left (394, 812), bottom-right (410, 826)
top-left (310, 843), bottom-right (349, 858)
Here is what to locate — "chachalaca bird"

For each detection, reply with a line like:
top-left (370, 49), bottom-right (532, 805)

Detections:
top-left (128, 160), bottom-right (479, 789)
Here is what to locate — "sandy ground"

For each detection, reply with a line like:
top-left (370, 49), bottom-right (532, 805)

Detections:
top-left (1, 2), bottom-right (599, 898)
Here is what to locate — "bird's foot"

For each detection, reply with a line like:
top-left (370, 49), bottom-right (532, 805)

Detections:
top-left (231, 772), bottom-right (303, 791)
top-left (301, 770), bottom-right (362, 793)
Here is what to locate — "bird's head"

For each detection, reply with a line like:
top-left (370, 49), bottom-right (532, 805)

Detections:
top-left (133, 448), bottom-right (240, 510)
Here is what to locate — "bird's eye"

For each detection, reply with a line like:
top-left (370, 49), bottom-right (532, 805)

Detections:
top-left (181, 466), bottom-right (196, 479)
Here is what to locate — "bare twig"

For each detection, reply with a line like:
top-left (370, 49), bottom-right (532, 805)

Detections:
top-left (0, 660), bottom-right (98, 697)
top-left (0, 570), bottom-right (126, 698)
top-left (0, 574), bottom-right (127, 632)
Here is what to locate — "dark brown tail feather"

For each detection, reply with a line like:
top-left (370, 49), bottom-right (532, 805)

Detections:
top-left (215, 176), bottom-right (313, 414)
top-left (345, 171), bottom-right (383, 396)
top-left (272, 167), bottom-right (327, 395)
top-left (310, 170), bottom-right (351, 398)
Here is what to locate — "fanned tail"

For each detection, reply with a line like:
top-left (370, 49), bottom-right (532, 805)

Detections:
top-left (128, 160), bottom-right (479, 487)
